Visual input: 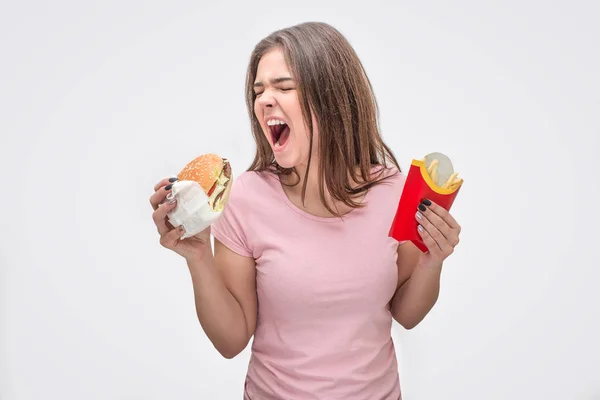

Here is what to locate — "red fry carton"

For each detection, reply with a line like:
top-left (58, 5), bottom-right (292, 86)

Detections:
top-left (388, 152), bottom-right (463, 252)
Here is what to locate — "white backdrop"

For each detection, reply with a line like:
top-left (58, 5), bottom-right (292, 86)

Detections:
top-left (2, 1), bottom-right (599, 399)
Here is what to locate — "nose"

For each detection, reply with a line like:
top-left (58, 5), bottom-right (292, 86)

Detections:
top-left (256, 91), bottom-right (276, 108)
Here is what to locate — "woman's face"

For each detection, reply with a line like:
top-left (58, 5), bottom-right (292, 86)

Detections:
top-left (253, 48), bottom-right (316, 169)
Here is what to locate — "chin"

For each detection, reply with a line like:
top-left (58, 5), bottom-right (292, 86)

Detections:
top-left (273, 154), bottom-right (298, 169)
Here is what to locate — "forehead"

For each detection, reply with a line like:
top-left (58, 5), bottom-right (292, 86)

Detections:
top-left (255, 48), bottom-right (292, 80)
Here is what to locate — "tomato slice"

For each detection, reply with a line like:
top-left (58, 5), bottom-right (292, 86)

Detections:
top-left (207, 181), bottom-right (217, 197)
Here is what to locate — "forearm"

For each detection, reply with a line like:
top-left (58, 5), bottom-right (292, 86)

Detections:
top-left (391, 261), bottom-right (442, 329)
top-left (186, 252), bottom-right (249, 358)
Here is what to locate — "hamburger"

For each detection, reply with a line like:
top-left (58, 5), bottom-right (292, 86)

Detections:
top-left (167, 153), bottom-right (233, 238)
top-left (177, 153), bottom-right (233, 212)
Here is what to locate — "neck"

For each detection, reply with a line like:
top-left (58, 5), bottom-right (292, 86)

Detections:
top-left (289, 160), bottom-right (322, 201)
top-left (278, 156), bottom-right (374, 218)
top-left (285, 160), bottom-right (367, 207)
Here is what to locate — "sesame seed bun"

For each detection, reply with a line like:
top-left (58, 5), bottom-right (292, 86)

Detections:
top-left (177, 153), bottom-right (225, 193)
top-left (177, 153), bottom-right (233, 211)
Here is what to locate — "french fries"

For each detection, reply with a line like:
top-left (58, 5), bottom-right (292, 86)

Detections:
top-left (442, 172), bottom-right (462, 190)
top-left (427, 159), bottom-right (438, 184)
top-left (423, 157), bottom-right (462, 190)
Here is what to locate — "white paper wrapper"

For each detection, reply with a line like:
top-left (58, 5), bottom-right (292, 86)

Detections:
top-left (166, 180), bottom-right (222, 239)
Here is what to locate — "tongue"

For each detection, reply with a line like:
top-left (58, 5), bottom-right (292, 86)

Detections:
top-left (278, 126), bottom-right (290, 146)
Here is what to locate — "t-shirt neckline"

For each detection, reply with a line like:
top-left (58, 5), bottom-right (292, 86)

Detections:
top-left (268, 172), bottom-right (371, 223)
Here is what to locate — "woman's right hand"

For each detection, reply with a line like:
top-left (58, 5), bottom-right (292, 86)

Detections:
top-left (149, 177), bottom-right (212, 261)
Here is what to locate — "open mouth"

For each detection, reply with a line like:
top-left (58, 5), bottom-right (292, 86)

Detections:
top-left (268, 121), bottom-right (291, 147)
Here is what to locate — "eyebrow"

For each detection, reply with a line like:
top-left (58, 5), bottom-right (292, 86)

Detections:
top-left (253, 77), bottom-right (294, 88)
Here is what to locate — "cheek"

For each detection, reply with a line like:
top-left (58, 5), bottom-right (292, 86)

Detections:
top-left (305, 114), bottom-right (319, 150)
top-left (253, 105), bottom-right (267, 135)
top-left (295, 124), bottom-right (317, 157)
top-left (290, 109), bottom-right (318, 152)
top-left (310, 114), bottom-right (319, 139)
top-left (253, 101), bottom-right (261, 120)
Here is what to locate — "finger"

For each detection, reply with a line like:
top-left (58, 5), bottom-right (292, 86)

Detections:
top-left (416, 212), bottom-right (448, 252)
top-left (417, 202), bottom-right (453, 242)
top-left (154, 176), bottom-right (178, 192)
top-left (421, 198), bottom-right (460, 232)
top-left (417, 224), bottom-right (441, 254)
top-left (153, 198), bottom-right (178, 235)
top-left (149, 181), bottom-right (176, 210)
top-left (160, 224), bottom-right (187, 249)
top-left (416, 208), bottom-right (459, 255)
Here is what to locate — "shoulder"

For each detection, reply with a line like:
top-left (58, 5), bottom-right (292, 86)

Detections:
top-left (362, 164), bottom-right (406, 215)
top-left (235, 169), bottom-right (276, 187)
top-left (211, 169), bottom-right (282, 256)
top-left (233, 169), bottom-right (278, 193)
top-left (226, 169), bottom-right (281, 208)
top-left (370, 164), bottom-right (406, 194)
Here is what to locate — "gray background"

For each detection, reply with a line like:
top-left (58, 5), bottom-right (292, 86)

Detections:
top-left (1, 0), bottom-right (599, 399)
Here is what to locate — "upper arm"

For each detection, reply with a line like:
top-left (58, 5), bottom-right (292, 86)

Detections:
top-left (209, 173), bottom-right (258, 340)
top-left (213, 238), bottom-right (257, 340)
top-left (395, 241), bottom-right (422, 291)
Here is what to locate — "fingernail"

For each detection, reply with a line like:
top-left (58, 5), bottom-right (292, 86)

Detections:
top-left (169, 177), bottom-right (178, 183)
top-left (165, 184), bottom-right (173, 191)
top-left (422, 198), bottom-right (432, 206)
top-left (179, 225), bottom-right (186, 232)
top-left (416, 211), bottom-right (422, 220)
top-left (418, 203), bottom-right (426, 212)
top-left (168, 198), bottom-right (177, 205)
top-left (418, 224), bottom-right (424, 232)
top-left (166, 192), bottom-right (174, 200)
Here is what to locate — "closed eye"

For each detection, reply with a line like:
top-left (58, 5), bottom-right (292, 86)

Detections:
top-left (254, 87), bottom-right (295, 97)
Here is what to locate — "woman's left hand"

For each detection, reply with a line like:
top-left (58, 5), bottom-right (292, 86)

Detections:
top-left (415, 198), bottom-right (461, 267)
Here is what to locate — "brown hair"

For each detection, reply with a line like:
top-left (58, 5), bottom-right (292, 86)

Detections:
top-left (245, 21), bottom-right (401, 217)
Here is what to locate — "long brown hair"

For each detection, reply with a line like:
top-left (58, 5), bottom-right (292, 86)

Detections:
top-left (245, 22), bottom-right (401, 217)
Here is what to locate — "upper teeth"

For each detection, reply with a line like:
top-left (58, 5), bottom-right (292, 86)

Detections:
top-left (267, 119), bottom-right (286, 126)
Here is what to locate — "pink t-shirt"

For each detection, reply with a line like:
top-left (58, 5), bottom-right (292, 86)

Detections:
top-left (211, 166), bottom-right (406, 400)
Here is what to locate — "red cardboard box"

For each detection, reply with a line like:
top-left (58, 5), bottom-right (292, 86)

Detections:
top-left (389, 152), bottom-right (463, 252)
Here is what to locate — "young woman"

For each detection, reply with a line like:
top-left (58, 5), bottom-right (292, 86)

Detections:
top-left (150, 22), bottom-right (461, 400)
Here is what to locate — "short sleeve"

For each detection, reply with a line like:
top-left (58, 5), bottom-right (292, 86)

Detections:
top-left (211, 174), bottom-right (253, 258)
top-left (385, 166), bottom-right (408, 246)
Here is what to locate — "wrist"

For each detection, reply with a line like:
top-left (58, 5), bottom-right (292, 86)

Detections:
top-left (417, 256), bottom-right (443, 272)
top-left (185, 247), bottom-right (214, 269)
